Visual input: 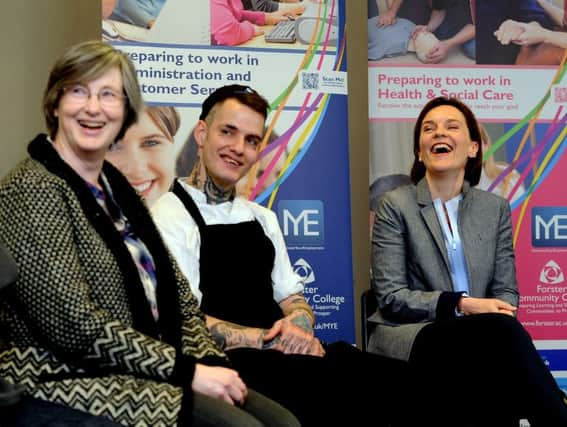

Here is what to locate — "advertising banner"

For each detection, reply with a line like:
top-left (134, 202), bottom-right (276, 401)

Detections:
top-left (368, 0), bottom-right (567, 384)
top-left (103, 0), bottom-right (354, 343)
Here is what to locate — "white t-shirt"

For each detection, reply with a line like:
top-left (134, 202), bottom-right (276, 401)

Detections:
top-left (151, 180), bottom-right (304, 305)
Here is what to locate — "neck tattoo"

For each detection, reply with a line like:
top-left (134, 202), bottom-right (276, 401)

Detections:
top-left (204, 175), bottom-right (234, 205)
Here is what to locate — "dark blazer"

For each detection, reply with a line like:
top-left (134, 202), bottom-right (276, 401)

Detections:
top-left (368, 178), bottom-right (519, 360)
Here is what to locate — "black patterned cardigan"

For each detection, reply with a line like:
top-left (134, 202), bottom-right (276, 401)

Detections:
top-left (0, 134), bottom-right (229, 426)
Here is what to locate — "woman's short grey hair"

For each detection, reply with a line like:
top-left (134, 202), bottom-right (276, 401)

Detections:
top-left (42, 40), bottom-right (142, 141)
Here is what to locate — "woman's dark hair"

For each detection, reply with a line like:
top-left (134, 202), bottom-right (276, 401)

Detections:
top-left (410, 96), bottom-right (483, 186)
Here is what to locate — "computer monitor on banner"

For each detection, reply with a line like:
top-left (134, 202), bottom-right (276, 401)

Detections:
top-left (149, 0), bottom-right (210, 45)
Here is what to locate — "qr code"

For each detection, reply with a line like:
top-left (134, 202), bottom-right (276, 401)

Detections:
top-left (554, 86), bottom-right (567, 103)
top-left (302, 72), bottom-right (319, 90)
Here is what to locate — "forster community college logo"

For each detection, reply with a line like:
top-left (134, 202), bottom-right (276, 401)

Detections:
top-left (293, 258), bottom-right (316, 285)
top-left (539, 260), bottom-right (565, 285)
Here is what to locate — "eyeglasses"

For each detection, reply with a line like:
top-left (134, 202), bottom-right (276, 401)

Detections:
top-left (62, 84), bottom-right (126, 108)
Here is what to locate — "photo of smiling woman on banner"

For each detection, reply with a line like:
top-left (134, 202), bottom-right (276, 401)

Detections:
top-left (106, 105), bottom-right (179, 206)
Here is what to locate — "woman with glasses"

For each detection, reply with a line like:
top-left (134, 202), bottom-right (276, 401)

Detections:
top-left (0, 40), bottom-right (299, 427)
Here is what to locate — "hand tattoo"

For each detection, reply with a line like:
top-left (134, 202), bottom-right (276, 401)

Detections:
top-left (291, 312), bottom-right (314, 334)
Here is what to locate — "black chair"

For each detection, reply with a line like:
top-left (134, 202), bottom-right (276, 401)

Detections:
top-left (0, 242), bottom-right (23, 407)
top-left (360, 287), bottom-right (378, 352)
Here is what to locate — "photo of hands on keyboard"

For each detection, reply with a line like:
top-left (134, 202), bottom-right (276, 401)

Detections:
top-left (263, 1), bottom-right (338, 47)
top-left (265, 19), bottom-right (297, 44)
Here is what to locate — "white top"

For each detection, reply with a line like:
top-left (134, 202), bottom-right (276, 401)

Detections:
top-left (151, 180), bottom-right (304, 305)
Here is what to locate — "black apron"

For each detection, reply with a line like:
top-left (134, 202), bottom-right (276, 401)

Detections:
top-left (173, 181), bottom-right (284, 329)
top-left (171, 182), bottom-right (409, 427)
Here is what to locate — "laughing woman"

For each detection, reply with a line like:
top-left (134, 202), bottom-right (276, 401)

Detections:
top-left (0, 40), bottom-right (298, 427)
top-left (369, 96), bottom-right (567, 427)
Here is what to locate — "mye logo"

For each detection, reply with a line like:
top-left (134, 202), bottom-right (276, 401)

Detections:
top-left (532, 207), bottom-right (567, 247)
top-left (277, 200), bottom-right (324, 246)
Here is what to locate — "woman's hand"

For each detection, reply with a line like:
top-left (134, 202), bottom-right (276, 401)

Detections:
top-left (514, 22), bottom-right (549, 46)
top-left (458, 297), bottom-right (517, 316)
top-left (192, 364), bottom-right (248, 406)
top-left (411, 25), bottom-right (430, 40)
top-left (376, 10), bottom-right (397, 27)
top-left (280, 4), bottom-right (305, 15)
top-left (423, 39), bottom-right (451, 63)
top-left (253, 25), bottom-right (264, 37)
top-left (494, 20), bottom-right (526, 45)
top-left (265, 11), bottom-right (292, 26)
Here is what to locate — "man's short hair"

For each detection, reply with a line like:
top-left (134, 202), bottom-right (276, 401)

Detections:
top-left (199, 84), bottom-right (269, 121)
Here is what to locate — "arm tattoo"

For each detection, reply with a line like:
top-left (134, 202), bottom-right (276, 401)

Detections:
top-left (209, 321), bottom-right (264, 350)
